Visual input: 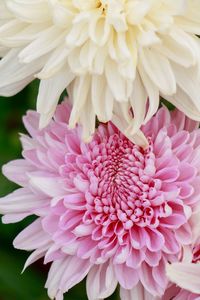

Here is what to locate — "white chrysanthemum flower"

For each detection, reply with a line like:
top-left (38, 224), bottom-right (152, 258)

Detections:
top-left (1, 0), bottom-right (200, 145)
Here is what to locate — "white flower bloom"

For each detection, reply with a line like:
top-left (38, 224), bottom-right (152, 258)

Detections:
top-left (1, 0), bottom-right (200, 145)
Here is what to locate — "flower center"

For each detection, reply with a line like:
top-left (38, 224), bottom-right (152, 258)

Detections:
top-left (96, 0), bottom-right (108, 14)
top-left (85, 134), bottom-right (165, 231)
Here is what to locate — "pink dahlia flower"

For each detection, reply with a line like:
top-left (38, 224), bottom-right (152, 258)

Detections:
top-left (1, 101), bottom-right (200, 299)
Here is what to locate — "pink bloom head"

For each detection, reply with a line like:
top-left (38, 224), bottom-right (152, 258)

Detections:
top-left (1, 100), bottom-right (200, 300)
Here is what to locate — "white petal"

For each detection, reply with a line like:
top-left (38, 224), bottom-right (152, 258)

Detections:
top-left (140, 48), bottom-right (176, 95)
top-left (5, 0), bottom-right (51, 23)
top-left (37, 45), bottom-right (70, 79)
top-left (79, 97), bottom-right (96, 142)
top-left (0, 49), bottom-right (43, 96)
top-left (164, 86), bottom-right (200, 121)
top-left (68, 75), bottom-right (91, 128)
top-left (129, 71), bottom-right (147, 134)
top-left (91, 75), bottom-right (113, 122)
top-left (156, 30), bottom-right (198, 68)
top-left (37, 67), bottom-right (74, 128)
top-left (105, 58), bottom-right (132, 101)
top-left (138, 63), bottom-right (160, 124)
top-left (19, 26), bottom-right (66, 63)
top-left (112, 102), bottom-right (148, 148)
top-left (171, 62), bottom-right (200, 106)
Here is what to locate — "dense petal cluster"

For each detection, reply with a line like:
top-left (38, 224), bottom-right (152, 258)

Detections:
top-left (1, 1), bottom-right (200, 142)
top-left (1, 101), bottom-right (200, 299)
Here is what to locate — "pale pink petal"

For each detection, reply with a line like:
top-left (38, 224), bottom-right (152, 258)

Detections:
top-left (13, 219), bottom-right (50, 250)
top-left (86, 263), bottom-right (117, 300)
top-left (0, 188), bottom-right (47, 215)
top-left (114, 264), bottom-right (139, 289)
top-left (23, 111), bottom-right (40, 137)
top-left (139, 263), bottom-right (163, 296)
top-left (120, 282), bottom-right (159, 300)
top-left (2, 159), bottom-right (34, 186)
top-left (126, 249), bottom-right (144, 269)
top-left (2, 213), bottom-right (31, 224)
top-left (28, 173), bottom-right (66, 197)
top-left (54, 100), bottom-right (71, 124)
top-left (166, 263), bottom-right (200, 294)
top-left (23, 243), bottom-right (51, 271)
top-left (46, 256), bottom-right (91, 300)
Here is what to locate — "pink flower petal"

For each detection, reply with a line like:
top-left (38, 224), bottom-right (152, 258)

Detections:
top-left (155, 167), bottom-right (179, 182)
top-left (139, 263), bottom-right (163, 296)
top-left (114, 264), bottom-right (139, 289)
top-left (87, 263), bottom-right (117, 300)
top-left (0, 188), bottom-right (47, 215)
top-left (2, 159), bottom-right (34, 186)
top-left (120, 282), bottom-right (158, 300)
top-left (166, 262), bottom-right (200, 294)
top-left (13, 219), bottom-right (50, 250)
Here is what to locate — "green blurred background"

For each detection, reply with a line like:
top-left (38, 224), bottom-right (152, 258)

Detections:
top-left (0, 82), bottom-right (118, 300)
